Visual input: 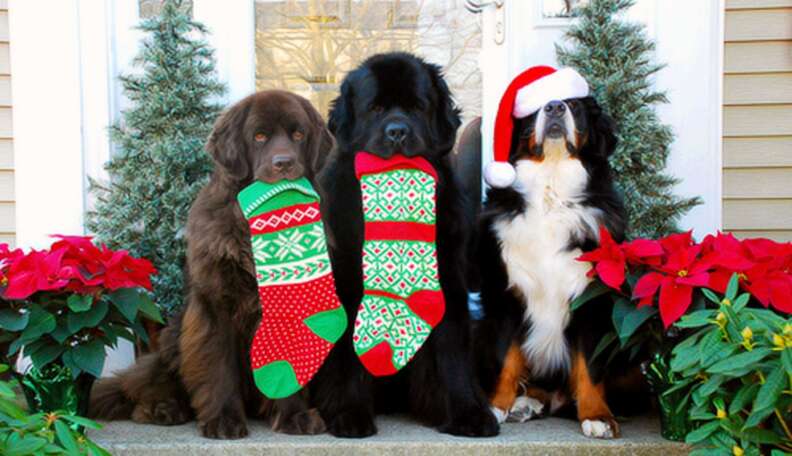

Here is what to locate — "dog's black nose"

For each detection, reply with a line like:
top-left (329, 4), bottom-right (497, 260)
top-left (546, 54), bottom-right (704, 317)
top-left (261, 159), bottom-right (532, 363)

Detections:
top-left (544, 100), bottom-right (566, 118)
top-left (272, 154), bottom-right (295, 173)
top-left (385, 122), bottom-right (409, 145)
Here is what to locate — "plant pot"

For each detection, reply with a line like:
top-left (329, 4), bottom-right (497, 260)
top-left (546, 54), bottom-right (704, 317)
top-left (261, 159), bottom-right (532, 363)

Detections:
top-left (643, 352), bottom-right (692, 442)
top-left (16, 363), bottom-right (95, 422)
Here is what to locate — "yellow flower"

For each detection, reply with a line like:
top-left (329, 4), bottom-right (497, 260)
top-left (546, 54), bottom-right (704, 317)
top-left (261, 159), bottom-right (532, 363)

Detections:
top-left (733, 446), bottom-right (744, 456)
top-left (717, 408), bottom-right (726, 419)
top-left (741, 326), bottom-right (753, 341)
top-left (722, 298), bottom-right (731, 306)
top-left (773, 333), bottom-right (785, 349)
top-left (784, 324), bottom-right (792, 335)
top-left (716, 312), bottom-right (727, 323)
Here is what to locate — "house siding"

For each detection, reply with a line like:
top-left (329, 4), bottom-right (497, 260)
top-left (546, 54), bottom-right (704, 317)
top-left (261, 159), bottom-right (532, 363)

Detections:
top-left (0, 0), bottom-right (13, 247)
top-left (723, 0), bottom-right (792, 242)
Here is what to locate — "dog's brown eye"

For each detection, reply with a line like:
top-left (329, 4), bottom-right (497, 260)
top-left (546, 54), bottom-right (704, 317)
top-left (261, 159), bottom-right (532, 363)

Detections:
top-left (254, 133), bottom-right (268, 142)
top-left (292, 131), bottom-right (304, 142)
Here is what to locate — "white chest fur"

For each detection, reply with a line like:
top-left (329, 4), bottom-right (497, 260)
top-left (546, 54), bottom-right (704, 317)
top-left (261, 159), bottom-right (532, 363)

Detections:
top-left (494, 140), bottom-right (601, 377)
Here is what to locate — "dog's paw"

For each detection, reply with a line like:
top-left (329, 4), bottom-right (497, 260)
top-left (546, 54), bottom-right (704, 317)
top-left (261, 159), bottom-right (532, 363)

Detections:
top-left (199, 413), bottom-right (249, 440)
top-left (131, 399), bottom-right (192, 426)
top-left (581, 416), bottom-right (620, 439)
top-left (490, 406), bottom-right (508, 424)
top-left (440, 406), bottom-right (499, 437)
top-left (506, 396), bottom-right (544, 423)
top-left (326, 409), bottom-right (377, 438)
top-left (273, 408), bottom-right (326, 435)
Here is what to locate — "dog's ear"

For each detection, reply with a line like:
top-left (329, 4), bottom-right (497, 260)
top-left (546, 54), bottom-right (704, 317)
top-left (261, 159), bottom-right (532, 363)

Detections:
top-left (207, 98), bottom-right (252, 180)
top-left (296, 95), bottom-right (335, 177)
top-left (582, 96), bottom-right (618, 160)
top-left (424, 62), bottom-right (462, 154)
top-left (328, 77), bottom-right (355, 148)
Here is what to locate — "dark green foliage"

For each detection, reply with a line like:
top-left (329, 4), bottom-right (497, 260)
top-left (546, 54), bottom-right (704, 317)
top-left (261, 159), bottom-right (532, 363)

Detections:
top-left (87, 0), bottom-right (225, 316)
top-left (669, 276), bottom-right (792, 455)
top-left (556, 0), bottom-right (700, 239)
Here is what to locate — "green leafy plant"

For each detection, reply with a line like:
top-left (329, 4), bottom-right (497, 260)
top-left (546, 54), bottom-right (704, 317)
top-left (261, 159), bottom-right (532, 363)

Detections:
top-left (87, 0), bottom-right (226, 318)
top-left (0, 365), bottom-right (109, 456)
top-left (0, 236), bottom-right (162, 379)
top-left (669, 275), bottom-right (792, 455)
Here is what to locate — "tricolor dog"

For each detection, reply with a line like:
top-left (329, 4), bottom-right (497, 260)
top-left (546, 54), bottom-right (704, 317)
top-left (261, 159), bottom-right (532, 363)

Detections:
top-left (473, 66), bottom-right (633, 439)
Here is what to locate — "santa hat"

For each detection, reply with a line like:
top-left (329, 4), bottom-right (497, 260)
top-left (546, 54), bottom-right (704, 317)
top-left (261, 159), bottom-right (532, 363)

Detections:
top-left (484, 66), bottom-right (590, 188)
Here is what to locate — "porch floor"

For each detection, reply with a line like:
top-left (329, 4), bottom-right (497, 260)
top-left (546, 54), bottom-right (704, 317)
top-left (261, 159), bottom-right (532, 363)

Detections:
top-left (91, 414), bottom-right (688, 455)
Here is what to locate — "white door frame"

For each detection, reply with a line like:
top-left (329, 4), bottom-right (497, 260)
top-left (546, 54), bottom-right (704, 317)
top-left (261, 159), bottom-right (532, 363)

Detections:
top-left (479, 0), bottom-right (724, 237)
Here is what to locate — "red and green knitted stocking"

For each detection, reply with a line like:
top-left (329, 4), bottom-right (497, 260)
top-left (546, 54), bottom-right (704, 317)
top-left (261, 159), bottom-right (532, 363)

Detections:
top-left (352, 152), bottom-right (446, 376)
top-left (238, 178), bottom-right (347, 399)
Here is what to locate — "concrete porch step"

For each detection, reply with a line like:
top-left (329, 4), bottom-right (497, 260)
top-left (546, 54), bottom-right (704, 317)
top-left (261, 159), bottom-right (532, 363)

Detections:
top-left (91, 415), bottom-right (689, 455)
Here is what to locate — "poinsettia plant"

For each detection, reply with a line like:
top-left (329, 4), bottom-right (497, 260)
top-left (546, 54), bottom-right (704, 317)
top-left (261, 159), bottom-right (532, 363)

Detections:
top-left (0, 236), bottom-right (162, 379)
top-left (572, 228), bottom-right (792, 363)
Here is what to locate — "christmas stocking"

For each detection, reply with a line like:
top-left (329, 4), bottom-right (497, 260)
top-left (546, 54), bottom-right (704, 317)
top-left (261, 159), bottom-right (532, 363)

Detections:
top-left (352, 152), bottom-right (445, 376)
top-left (238, 178), bottom-right (347, 399)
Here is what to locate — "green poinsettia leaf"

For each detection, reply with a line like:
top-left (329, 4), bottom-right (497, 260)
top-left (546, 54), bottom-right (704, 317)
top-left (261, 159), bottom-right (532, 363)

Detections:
top-left (67, 300), bottom-right (109, 334)
top-left (135, 291), bottom-right (164, 324)
top-left (4, 434), bottom-right (48, 456)
top-left (108, 289), bottom-right (141, 322)
top-left (0, 309), bottom-right (29, 332)
top-left (66, 294), bottom-right (94, 313)
top-left (60, 350), bottom-right (81, 379)
top-left (612, 297), bottom-right (654, 347)
top-left (29, 344), bottom-right (65, 370)
top-left (591, 331), bottom-right (617, 363)
top-left (18, 306), bottom-right (56, 342)
top-left (699, 374), bottom-right (726, 397)
top-left (70, 340), bottom-right (106, 378)
top-left (571, 281), bottom-right (611, 311)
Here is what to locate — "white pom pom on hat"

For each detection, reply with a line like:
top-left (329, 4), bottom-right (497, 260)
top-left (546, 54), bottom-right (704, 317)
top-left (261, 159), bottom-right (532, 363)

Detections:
top-left (485, 66), bottom-right (590, 188)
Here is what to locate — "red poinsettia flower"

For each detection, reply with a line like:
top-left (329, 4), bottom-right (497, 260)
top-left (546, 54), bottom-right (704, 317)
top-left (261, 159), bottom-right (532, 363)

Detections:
top-left (622, 238), bottom-right (664, 266)
top-left (738, 241), bottom-right (792, 314)
top-left (4, 248), bottom-right (71, 299)
top-left (700, 232), bottom-right (755, 293)
top-left (101, 248), bottom-right (155, 291)
top-left (633, 231), bottom-right (712, 328)
top-left (577, 225), bottom-right (626, 290)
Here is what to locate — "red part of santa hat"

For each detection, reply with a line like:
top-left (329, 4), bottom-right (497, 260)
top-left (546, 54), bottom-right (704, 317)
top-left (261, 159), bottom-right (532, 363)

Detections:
top-left (484, 66), bottom-right (590, 188)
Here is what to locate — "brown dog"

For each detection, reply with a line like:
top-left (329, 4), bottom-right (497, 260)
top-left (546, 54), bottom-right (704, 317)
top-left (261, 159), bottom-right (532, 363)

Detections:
top-left (90, 90), bottom-right (334, 439)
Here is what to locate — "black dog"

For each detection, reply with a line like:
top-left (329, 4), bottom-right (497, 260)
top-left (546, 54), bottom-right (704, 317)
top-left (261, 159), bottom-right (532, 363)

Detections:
top-left (473, 89), bottom-right (635, 438)
top-left (313, 52), bottom-right (499, 438)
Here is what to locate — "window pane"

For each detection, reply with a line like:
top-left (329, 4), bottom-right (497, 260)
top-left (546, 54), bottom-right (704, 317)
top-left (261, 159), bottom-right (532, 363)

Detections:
top-left (254, 0), bottom-right (482, 123)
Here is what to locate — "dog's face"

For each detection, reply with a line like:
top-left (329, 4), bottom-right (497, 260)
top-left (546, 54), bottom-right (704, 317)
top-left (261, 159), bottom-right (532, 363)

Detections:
top-left (208, 90), bottom-right (334, 184)
top-left (509, 97), bottom-right (616, 165)
top-left (328, 53), bottom-right (461, 160)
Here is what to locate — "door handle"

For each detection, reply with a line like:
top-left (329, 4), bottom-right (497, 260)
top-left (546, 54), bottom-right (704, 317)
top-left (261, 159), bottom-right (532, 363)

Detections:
top-left (464, 0), bottom-right (504, 13)
top-left (465, 0), bottom-right (505, 45)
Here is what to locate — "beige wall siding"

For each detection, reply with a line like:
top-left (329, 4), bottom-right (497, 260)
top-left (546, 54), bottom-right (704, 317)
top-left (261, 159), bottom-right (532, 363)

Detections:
top-left (723, 2), bottom-right (792, 242)
top-left (0, 3), bottom-right (11, 247)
